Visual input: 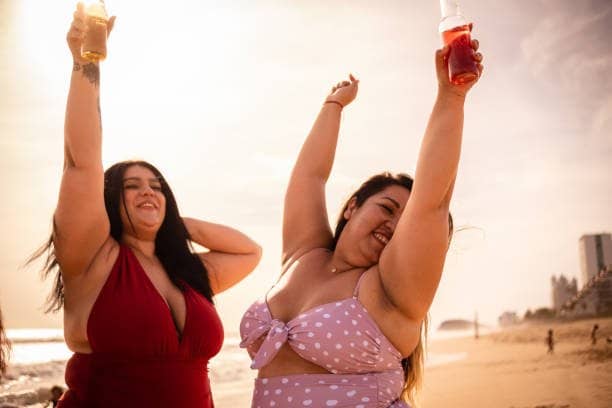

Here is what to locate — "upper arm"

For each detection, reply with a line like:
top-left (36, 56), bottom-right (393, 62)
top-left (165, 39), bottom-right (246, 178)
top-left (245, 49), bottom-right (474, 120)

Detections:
top-left (281, 174), bottom-right (334, 267)
top-left (54, 164), bottom-right (110, 278)
top-left (377, 202), bottom-right (451, 321)
top-left (199, 248), bottom-right (262, 295)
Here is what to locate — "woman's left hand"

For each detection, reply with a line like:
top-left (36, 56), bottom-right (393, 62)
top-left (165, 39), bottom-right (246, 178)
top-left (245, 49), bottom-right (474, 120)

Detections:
top-left (325, 73), bottom-right (359, 107)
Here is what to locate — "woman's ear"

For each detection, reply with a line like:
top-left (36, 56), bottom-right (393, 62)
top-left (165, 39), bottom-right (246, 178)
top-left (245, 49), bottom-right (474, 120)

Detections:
top-left (343, 197), bottom-right (358, 220)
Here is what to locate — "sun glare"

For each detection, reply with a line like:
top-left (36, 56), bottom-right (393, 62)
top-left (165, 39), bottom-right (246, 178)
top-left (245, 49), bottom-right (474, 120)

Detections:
top-left (17, 0), bottom-right (253, 165)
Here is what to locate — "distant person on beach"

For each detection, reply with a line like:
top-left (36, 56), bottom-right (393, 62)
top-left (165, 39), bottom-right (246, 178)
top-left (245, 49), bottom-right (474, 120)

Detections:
top-left (28, 4), bottom-right (261, 407)
top-left (547, 329), bottom-right (554, 353)
top-left (43, 385), bottom-right (65, 408)
top-left (591, 324), bottom-right (599, 345)
top-left (0, 307), bottom-right (9, 377)
top-left (239, 43), bottom-right (483, 406)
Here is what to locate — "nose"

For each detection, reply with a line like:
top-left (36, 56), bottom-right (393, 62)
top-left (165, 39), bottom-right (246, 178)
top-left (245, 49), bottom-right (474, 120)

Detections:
top-left (141, 185), bottom-right (155, 196)
top-left (385, 216), bottom-right (399, 232)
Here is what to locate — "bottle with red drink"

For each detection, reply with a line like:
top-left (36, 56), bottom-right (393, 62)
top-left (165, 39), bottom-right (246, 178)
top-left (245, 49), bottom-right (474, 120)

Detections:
top-left (438, 0), bottom-right (479, 85)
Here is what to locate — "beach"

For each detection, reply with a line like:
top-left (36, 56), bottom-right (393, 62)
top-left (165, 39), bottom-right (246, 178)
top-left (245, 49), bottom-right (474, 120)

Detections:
top-left (209, 317), bottom-right (612, 407)
top-left (420, 317), bottom-right (612, 408)
top-left (2, 319), bottom-right (610, 407)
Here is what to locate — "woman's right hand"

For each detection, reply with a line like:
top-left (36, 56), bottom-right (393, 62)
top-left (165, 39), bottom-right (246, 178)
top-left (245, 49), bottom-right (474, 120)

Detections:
top-left (67, 3), bottom-right (116, 64)
top-left (325, 74), bottom-right (359, 107)
top-left (436, 38), bottom-right (483, 98)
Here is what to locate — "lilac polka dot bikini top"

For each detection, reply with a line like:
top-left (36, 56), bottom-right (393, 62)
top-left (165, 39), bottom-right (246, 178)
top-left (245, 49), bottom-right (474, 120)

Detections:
top-left (239, 271), bottom-right (404, 374)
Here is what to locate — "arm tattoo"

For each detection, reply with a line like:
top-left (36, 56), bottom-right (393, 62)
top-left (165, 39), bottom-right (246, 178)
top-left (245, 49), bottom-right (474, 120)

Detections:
top-left (97, 96), bottom-right (103, 132)
top-left (73, 61), bottom-right (81, 72)
top-left (82, 63), bottom-right (100, 87)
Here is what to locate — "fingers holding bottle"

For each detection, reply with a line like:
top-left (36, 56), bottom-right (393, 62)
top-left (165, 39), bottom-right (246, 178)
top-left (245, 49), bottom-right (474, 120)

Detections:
top-left (69, 1), bottom-right (113, 64)
top-left (472, 38), bottom-right (484, 78)
top-left (107, 15), bottom-right (116, 37)
top-left (436, 38), bottom-right (484, 97)
top-left (435, 45), bottom-right (451, 87)
top-left (67, 3), bottom-right (88, 63)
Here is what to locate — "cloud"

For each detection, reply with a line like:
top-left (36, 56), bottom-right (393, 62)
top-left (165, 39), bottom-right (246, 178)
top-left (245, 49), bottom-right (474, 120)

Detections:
top-left (521, 0), bottom-right (612, 98)
top-left (590, 95), bottom-right (612, 143)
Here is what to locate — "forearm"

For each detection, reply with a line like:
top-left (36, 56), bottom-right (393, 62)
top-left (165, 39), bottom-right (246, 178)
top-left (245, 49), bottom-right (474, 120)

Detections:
top-left (292, 103), bottom-right (342, 181)
top-left (412, 90), bottom-right (465, 209)
top-left (183, 217), bottom-right (261, 255)
top-left (64, 61), bottom-right (102, 169)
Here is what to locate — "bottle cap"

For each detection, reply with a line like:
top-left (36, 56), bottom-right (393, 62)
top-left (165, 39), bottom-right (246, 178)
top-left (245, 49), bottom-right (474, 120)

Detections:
top-left (439, 0), bottom-right (462, 18)
top-left (86, 1), bottom-right (108, 20)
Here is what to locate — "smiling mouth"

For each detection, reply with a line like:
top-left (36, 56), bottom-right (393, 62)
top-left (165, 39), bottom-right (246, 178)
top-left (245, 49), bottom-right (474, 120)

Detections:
top-left (373, 232), bottom-right (390, 245)
top-left (137, 202), bottom-right (157, 210)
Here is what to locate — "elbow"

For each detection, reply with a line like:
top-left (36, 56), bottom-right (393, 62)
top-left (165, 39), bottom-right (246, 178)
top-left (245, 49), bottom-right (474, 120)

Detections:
top-left (252, 242), bottom-right (263, 263)
top-left (246, 242), bottom-right (263, 274)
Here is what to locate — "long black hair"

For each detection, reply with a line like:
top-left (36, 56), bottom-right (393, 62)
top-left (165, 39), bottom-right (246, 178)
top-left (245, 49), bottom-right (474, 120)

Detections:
top-left (29, 160), bottom-right (214, 312)
top-left (331, 172), bottom-right (453, 405)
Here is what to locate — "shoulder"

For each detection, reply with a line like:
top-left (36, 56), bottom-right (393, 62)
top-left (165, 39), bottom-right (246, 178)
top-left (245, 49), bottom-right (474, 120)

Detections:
top-left (281, 247), bottom-right (331, 276)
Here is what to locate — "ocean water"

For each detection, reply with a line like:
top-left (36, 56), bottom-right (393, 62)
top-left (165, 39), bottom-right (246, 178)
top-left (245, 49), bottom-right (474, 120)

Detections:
top-left (4, 328), bottom-right (472, 366)
top-left (0, 328), bottom-right (471, 406)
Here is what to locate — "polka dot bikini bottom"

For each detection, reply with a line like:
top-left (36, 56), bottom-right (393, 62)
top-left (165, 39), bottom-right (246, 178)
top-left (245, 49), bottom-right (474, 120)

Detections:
top-left (251, 372), bottom-right (410, 408)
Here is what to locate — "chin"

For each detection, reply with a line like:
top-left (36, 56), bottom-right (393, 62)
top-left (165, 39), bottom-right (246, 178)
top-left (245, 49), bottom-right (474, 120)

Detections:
top-left (360, 251), bottom-right (380, 267)
top-left (370, 249), bottom-right (385, 265)
top-left (136, 221), bottom-right (161, 233)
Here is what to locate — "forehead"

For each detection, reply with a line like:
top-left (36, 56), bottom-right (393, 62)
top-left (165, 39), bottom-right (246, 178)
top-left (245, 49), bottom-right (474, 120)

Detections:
top-left (369, 185), bottom-right (410, 206)
top-left (123, 165), bottom-right (157, 180)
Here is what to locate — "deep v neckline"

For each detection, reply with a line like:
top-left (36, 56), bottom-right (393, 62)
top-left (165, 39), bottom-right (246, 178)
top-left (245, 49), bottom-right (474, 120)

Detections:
top-left (126, 245), bottom-right (189, 344)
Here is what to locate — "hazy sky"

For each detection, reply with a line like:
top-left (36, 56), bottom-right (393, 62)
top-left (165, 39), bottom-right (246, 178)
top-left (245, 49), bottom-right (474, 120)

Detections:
top-left (1, 0), bottom-right (611, 332)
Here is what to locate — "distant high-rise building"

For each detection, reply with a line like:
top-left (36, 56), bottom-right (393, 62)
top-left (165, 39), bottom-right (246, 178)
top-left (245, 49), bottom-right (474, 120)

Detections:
top-left (579, 233), bottom-right (612, 285)
top-left (551, 275), bottom-right (577, 311)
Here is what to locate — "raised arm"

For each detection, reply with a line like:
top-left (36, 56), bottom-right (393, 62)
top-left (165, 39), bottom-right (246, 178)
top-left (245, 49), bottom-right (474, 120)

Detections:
top-left (379, 42), bottom-right (483, 320)
top-left (183, 218), bottom-right (262, 295)
top-left (282, 75), bottom-right (359, 267)
top-left (54, 5), bottom-right (116, 278)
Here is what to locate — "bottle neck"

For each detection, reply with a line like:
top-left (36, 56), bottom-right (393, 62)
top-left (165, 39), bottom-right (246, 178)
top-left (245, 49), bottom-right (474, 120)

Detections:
top-left (438, 0), bottom-right (468, 32)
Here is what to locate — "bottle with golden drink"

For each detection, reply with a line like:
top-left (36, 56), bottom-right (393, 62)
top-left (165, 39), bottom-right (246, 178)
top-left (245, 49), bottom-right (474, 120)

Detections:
top-left (438, 0), bottom-right (479, 85)
top-left (82, 0), bottom-right (109, 62)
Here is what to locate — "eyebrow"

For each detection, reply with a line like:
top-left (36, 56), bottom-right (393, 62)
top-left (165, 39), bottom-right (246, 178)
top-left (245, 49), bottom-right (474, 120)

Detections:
top-left (381, 196), bottom-right (401, 208)
top-left (123, 177), bottom-right (162, 183)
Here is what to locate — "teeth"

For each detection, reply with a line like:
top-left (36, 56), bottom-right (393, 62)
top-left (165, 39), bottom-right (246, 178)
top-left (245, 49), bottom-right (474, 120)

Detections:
top-left (374, 233), bottom-right (389, 245)
top-left (140, 203), bottom-right (155, 208)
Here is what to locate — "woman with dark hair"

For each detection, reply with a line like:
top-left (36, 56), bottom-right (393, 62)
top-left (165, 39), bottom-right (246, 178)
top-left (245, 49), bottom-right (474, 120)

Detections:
top-left (240, 43), bottom-right (482, 407)
top-left (30, 5), bottom-right (261, 407)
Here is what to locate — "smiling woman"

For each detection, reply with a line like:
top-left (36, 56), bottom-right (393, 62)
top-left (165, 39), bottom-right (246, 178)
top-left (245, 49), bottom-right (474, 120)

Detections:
top-left (26, 4), bottom-right (262, 407)
top-left (239, 39), bottom-right (483, 406)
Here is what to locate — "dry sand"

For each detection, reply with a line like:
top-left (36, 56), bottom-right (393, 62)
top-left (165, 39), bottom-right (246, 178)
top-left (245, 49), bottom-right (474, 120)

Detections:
top-left (420, 317), bottom-right (612, 408)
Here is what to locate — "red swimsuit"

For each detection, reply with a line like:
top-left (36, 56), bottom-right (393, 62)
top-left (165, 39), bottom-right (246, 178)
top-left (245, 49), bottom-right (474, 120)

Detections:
top-left (58, 244), bottom-right (223, 408)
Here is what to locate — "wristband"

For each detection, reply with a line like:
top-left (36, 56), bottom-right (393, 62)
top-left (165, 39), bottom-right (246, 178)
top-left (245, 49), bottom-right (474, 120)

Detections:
top-left (324, 100), bottom-right (344, 109)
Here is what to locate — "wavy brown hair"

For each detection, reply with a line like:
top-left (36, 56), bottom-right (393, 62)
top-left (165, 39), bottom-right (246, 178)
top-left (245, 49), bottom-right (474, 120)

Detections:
top-left (332, 172), bottom-right (452, 406)
top-left (29, 160), bottom-right (214, 312)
